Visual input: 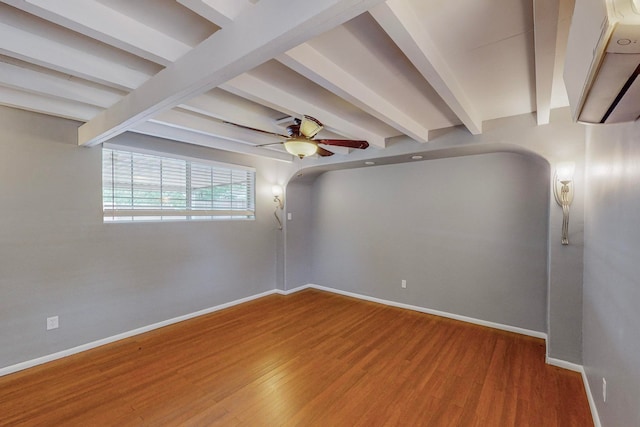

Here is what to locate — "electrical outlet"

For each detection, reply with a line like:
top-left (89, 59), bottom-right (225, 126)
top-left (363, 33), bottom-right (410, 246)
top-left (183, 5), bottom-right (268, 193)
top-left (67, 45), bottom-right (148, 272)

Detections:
top-left (46, 316), bottom-right (59, 331)
top-left (287, 212), bottom-right (292, 221)
top-left (602, 378), bottom-right (607, 402)
top-left (401, 279), bottom-right (407, 289)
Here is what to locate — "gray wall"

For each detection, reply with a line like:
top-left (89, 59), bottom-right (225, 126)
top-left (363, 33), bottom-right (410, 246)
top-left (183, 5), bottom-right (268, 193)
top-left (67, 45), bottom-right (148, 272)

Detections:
top-left (292, 109), bottom-right (586, 363)
top-left (283, 178), bottom-right (315, 290)
top-left (306, 152), bottom-right (550, 332)
top-left (0, 106), bottom-right (290, 369)
top-left (1, 105), bottom-right (588, 374)
top-left (583, 121), bottom-right (640, 426)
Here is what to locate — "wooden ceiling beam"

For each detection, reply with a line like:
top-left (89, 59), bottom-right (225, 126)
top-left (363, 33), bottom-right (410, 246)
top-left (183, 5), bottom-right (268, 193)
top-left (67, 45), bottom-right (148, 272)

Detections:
top-left (179, 90), bottom-right (282, 132)
top-left (150, 109), bottom-right (283, 147)
top-left (533, 0), bottom-right (560, 125)
top-left (176, 0), bottom-right (254, 27)
top-left (131, 121), bottom-right (292, 162)
top-left (278, 43), bottom-right (430, 143)
top-left (78, 0), bottom-right (386, 147)
top-left (1, 0), bottom-right (189, 65)
top-left (0, 21), bottom-right (149, 91)
top-left (370, 0), bottom-right (483, 135)
top-left (0, 61), bottom-right (122, 108)
top-left (222, 73), bottom-right (387, 148)
top-left (0, 86), bottom-right (100, 121)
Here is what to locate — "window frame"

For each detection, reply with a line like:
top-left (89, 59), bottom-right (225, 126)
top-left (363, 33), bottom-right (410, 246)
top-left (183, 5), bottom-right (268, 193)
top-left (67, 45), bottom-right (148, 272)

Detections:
top-left (102, 143), bottom-right (256, 223)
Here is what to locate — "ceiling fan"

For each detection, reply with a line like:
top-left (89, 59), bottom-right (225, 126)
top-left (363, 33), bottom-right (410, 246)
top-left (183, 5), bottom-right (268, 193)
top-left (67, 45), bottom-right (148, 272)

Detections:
top-left (224, 115), bottom-right (369, 159)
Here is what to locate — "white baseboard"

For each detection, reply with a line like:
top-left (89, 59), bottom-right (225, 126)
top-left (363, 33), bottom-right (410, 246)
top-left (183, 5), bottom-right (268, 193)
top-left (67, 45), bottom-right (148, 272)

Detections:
top-left (545, 357), bottom-right (601, 427)
top-left (0, 289), bottom-right (280, 377)
top-left (580, 368), bottom-right (602, 427)
top-left (546, 356), bottom-right (583, 372)
top-left (290, 284), bottom-right (547, 339)
top-left (274, 286), bottom-right (311, 295)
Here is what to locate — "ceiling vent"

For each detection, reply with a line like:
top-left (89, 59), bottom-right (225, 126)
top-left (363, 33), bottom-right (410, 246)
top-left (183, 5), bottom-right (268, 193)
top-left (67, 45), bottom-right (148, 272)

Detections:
top-left (564, 0), bottom-right (640, 124)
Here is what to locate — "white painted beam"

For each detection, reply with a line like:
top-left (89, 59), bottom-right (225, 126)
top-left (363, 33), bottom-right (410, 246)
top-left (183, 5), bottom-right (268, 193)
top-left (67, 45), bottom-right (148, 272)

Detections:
top-left (2, 0), bottom-right (190, 65)
top-left (370, 0), bottom-right (482, 135)
top-left (0, 22), bottom-right (149, 91)
top-left (278, 43), bottom-right (430, 143)
top-left (78, 0), bottom-right (385, 146)
top-left (179, 95), bottom-right (354, 155)
top-left (180, 90), bottom-right (281, 132)
top-left (222, 73), bottom-right (387, 147)
top-left (151, 109), bottom-right (283, 146)
top-left (0, 86), bottom-right (101, 121)
top-left (153, 108), bottom-right (352, 157)
top-left (0, 61), bottom-right (122, 108)
top-left (177, 0), bottom-right (253, 27)
top-left (131, 121), bottom-right (292, 162)
top-left (533, 0), bottom-right (560, 125)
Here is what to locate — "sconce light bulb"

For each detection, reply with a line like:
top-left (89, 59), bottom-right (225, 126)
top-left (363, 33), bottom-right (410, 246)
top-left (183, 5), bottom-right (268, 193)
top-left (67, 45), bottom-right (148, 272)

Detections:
top-left (272, 185), bottom-right (283, 197)
top-left (556, 162), bottom-right (575, 183)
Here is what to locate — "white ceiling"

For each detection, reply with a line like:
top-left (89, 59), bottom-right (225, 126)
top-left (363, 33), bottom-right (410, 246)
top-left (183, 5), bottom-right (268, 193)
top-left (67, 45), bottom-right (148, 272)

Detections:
top-left (0, 0), bottom-right (574, 162)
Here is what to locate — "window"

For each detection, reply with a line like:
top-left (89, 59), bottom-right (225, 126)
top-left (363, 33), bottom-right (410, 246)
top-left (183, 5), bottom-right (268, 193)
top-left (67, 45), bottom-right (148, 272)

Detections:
top-left (102, 146), bottom-right (255, 222)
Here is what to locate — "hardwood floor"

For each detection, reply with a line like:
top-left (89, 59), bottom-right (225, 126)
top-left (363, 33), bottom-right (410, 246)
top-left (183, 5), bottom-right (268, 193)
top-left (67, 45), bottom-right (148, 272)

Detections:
top-left (0, 289), bottom-right (592, 426)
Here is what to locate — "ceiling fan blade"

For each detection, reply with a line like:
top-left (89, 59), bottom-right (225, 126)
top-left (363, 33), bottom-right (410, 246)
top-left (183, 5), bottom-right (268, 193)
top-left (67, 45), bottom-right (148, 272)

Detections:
top-left (223, 121), bottom-right (289, 139)
top-left (316, 139), bottom-right (369, 149)
top-left (255, 142), bottom-right (284, 147)
top-left (300, 115), bottom-right (323, 138)
top-left (316, 146), bottom-right (334, 157)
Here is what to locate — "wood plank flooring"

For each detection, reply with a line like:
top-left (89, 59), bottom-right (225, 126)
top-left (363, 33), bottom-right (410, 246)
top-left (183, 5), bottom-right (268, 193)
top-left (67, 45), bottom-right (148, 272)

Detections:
top-left (0, 289), bottom-right (593, 426)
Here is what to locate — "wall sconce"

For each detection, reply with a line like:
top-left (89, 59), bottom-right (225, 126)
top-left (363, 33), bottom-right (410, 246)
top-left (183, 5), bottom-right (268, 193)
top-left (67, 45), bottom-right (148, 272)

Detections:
top-left (553, 162), bottom-right (575, 245)
top-left (272, 185), bottom-right (284, 230)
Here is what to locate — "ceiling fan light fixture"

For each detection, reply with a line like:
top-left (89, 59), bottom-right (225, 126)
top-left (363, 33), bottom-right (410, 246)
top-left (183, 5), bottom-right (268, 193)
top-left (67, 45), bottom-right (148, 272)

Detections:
top-left (283, 138), bottom-right (318, 158)
top-left (299, 115), bottom-right (323, 138)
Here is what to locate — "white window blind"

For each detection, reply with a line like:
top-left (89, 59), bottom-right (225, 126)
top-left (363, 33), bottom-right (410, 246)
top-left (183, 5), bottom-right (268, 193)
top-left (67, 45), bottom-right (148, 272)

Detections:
top-left (102, 147), bottom-right (255, 222)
